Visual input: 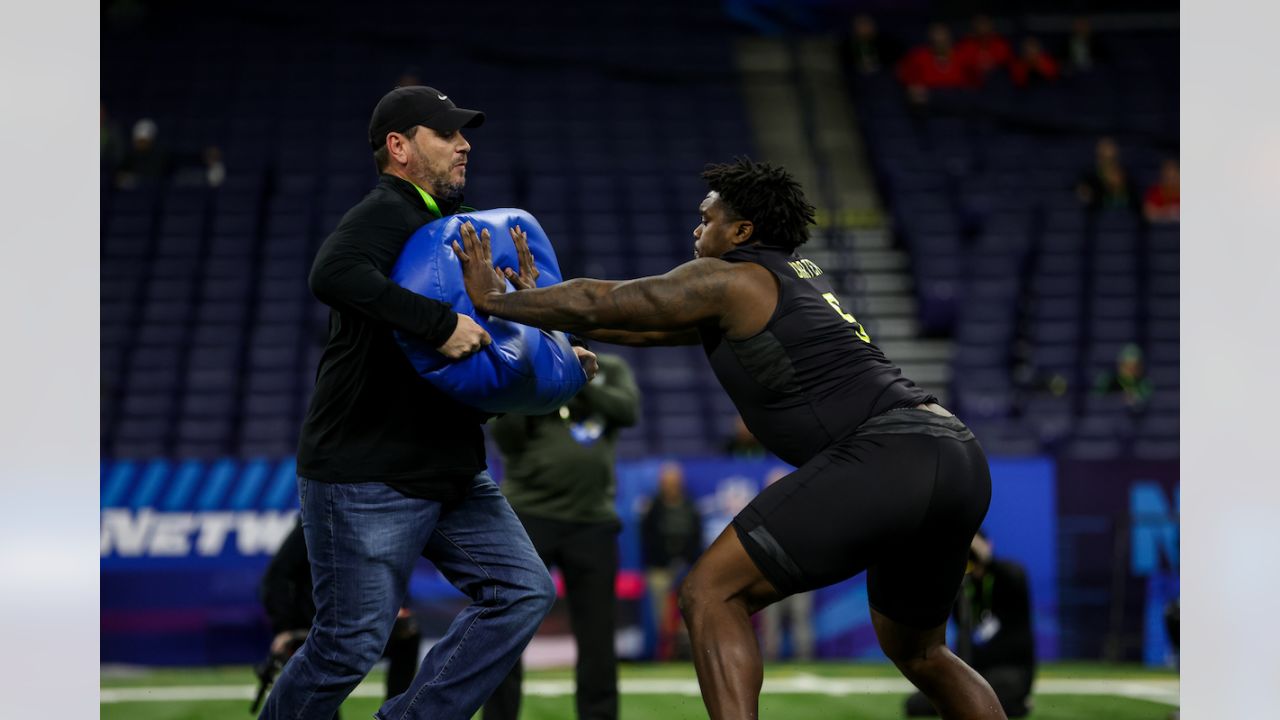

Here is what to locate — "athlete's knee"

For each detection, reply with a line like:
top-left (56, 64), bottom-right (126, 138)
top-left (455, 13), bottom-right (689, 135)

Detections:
top-left (676, 564), bottom-right (735, 620)
top-left (890, 643), bottom-right (952, 681)
top-left (873, 611), bottom-right (948, 676)
top-left (676, 570), bottom-right (706, 618)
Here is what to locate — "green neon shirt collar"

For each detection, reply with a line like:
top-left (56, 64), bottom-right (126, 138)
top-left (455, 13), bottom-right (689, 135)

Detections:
top-left (409, 182), bottom-right (443, 218)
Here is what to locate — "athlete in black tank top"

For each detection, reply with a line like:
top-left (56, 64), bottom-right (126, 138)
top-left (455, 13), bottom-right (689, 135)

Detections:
top-left (456, 159), bottom-right (1006, 720)
top-left (704, 242), bottom-right (935, 467)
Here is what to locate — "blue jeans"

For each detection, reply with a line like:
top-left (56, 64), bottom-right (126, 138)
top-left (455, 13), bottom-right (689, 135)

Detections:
top-left (259, 473), bottom-right (556, 720)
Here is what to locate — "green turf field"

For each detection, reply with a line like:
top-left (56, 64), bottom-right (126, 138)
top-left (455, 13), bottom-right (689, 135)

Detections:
top-left (101, 662), bottom-right (1178, 719)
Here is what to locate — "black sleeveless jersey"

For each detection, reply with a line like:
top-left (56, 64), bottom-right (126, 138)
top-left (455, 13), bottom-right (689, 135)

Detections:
top-left (700, 244), bottom-right (936, 467)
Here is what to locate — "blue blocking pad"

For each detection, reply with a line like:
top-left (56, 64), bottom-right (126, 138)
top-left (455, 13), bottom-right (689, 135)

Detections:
top-left (390, 208), bottom-right (586, 414)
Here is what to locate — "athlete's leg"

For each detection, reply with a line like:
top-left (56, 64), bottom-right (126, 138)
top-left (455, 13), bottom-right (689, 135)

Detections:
top-left (869, 425), bottom-right (1000, 720)
top-left (677, 525), bottom-right (782, 720)
top-left (872, 608), bottom-right (1006, 720)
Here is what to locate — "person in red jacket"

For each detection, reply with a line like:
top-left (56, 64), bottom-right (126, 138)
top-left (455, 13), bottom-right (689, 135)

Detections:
top-left (897, 23), bottom-right (975, 92)
top-left (1143, 159), bottom-right (1180, 224)
top-left (1008, 37), bottom-right (1059, 87)
top-left (954, 15), bottom-right (1013, 79)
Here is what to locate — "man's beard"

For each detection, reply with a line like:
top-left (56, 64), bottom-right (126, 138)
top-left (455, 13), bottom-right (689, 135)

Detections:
top-left (413, 157), bottom-right (465, 205)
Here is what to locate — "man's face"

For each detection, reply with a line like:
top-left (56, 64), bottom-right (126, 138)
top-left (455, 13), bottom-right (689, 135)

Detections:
top-left (404, 126), bottom-right (471, 201)
top-left (692, 192), bottom-right (746, 259)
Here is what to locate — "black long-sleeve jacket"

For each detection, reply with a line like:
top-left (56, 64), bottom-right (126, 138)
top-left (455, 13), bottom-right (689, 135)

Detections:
top-left (296, 174), bottom-right (487, 499)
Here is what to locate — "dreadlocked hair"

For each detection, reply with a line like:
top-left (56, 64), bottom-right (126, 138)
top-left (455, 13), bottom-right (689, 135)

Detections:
top-left (701, 157), bottom-right (816, 250)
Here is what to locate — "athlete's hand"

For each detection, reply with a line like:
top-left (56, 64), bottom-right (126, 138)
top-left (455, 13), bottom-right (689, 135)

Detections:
top-left (436, 312), bottom-right (492, 360)
top-left (453, 222), bottom-right (506, 312)
top-left (502, 225), bottom-right (540, 291)
top-left (573, 345), bottom-right (599, 381)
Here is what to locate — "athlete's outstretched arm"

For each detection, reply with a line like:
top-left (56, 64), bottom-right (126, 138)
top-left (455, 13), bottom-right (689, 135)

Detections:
top-left (455, 221), bottom-right (732, 334)
top-left (484, 226), bottom-right (701, 346)
top-left (581, 328), bottom-right (702, 346)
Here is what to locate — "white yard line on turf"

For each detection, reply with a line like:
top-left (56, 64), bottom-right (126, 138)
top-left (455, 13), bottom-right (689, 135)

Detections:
top-left (100, 676), bottom-right (1179, 706)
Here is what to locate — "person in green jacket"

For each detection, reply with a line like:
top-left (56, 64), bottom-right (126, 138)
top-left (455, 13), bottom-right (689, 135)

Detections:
top-left (482, 352), bottom-right (640, 720)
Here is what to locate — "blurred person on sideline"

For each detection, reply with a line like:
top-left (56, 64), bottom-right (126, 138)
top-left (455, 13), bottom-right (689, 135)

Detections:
top-left (1093, 343), bottom-right (1153, 412)
top-left (906, 532), bottom-right (1035, 718)
top-left (455, 158), bottom-right (1004, 719)
top-left (640, 462), bottom-right (704, 660)
top-left (1143, 159), bottom-right (1180, 224)
top-left (258, 518), bottom-right (421, 719)
top-left (1008, 38), bottom-right (1059, 88)
top-left (723, 414), bottom-right (767, 459)
top-left (260, 85), bottom-right (595, 720)
top-left (482, 352), bottom-right (640, 720)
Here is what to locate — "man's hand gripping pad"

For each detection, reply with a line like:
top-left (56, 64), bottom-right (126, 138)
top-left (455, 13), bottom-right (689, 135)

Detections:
top-left (390, 209), bottom-right (586, 414)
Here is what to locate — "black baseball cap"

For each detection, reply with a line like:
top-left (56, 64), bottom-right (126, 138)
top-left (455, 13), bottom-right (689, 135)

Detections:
top-left (368, 86), bottom-right (485, 150)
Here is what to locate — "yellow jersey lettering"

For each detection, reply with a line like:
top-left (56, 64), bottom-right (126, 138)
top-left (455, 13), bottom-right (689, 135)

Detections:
top-left (822, 292), bottom-right (872, 343)
top-left (788, 259), bottom-right (824, 279)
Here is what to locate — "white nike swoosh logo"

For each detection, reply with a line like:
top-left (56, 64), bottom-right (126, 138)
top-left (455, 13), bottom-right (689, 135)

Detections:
top-left (438, 94), bottom-right (448, 100)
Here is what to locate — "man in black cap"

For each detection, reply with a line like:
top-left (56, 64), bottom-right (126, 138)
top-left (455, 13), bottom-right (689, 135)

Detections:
top-left (260, 86), bottom-right (594, 720)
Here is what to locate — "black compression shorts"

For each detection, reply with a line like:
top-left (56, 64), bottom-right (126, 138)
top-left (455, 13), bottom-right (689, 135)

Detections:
top-left (732, 408), bottom-right (992, 629)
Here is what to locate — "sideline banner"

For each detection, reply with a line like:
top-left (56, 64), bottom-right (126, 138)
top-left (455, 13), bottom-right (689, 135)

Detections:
top-left (102, 455), bottom-right (1059, 665)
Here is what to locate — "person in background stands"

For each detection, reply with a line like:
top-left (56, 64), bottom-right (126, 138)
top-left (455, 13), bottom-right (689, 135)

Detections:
top-left (1063, 16), bottom-right (1108, 74)
top-left (897, 23), bottom-right (976, 99)
top-left (842, 13), bottom-right (901, 76)
top-left (1094, 343), bottom-right (1153, 413)
top-left (954, 15), bottom-right (1013, 80)
top-left (1143, 159), bottom-right (1180, 224)
top-left (1008, 38), bottom-right (1059, 88)
top-left (640, 462), bottom-right (704, 660)
top-left (1076, 137), bottom-right (1138, 213)
top-left (115, 118), bottom-right (169, 187)
top-left (483, 351), bottom-right (640, 720)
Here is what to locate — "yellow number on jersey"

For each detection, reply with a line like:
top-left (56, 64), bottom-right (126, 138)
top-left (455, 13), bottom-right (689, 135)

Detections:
top-left (822, 292), bottom-right (872, 343)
